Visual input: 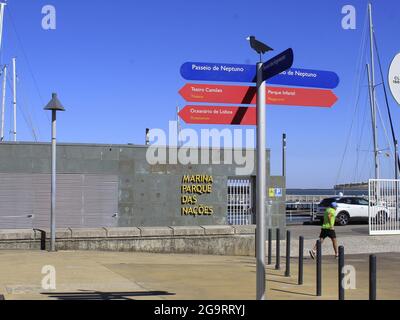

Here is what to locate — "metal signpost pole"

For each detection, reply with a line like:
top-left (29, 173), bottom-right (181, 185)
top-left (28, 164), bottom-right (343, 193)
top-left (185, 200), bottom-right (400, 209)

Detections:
top-left (283, 133), bottom-right (287, 177)
top-left (50, 110), bottom-right (57, 252)
top-left (256, 61), bottom-right (266, 301)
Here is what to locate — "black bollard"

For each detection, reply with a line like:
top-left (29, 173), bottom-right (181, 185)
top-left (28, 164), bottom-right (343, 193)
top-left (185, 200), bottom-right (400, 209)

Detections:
top-left (298, 236), bottom-right (304, 285)
top-left (34, 229), bottom-right (47, 251)
top-left (316, 240), bottom-right (322, 297)
top-left (275, 229), bottom-right (281, 270)
top-left (40, 231), bottom-right (47, 251)
top-left (370, 255), bottom-right (377, 301)
top-left (285, 230), bottom-right (291, 277)
top-left (268, 229), bottom-right (272, 265)
top-left (338, 246), bottom-right (345, 301)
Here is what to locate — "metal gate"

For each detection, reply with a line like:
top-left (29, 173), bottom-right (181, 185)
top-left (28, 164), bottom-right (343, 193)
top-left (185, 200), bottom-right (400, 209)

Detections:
top-left (369, 179), bottom-right (400, 235)
top-left (227, 178), bottom-right (253, 225)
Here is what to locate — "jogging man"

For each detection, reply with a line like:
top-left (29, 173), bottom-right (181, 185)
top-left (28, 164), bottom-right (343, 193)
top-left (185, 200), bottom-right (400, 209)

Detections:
top-left (309, 202), bottom-right (339, 259)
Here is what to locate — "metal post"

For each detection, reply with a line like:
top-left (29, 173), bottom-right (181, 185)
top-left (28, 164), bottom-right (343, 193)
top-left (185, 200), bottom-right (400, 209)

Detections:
top-left (256, 61), bottom-right (266, 301)
top-left (275, 229), bottom-right (281, 270)
top-left (282, 133), bottom-right (287, 177)
top-left (285, 230), bottom-right (291, 277)
top-left (395, 141), bottom-right (399, 221)
top-left (316, 240), bottom-right (322, 296)
top-left (338, 246), bottom-right (345, 300)
top-left (145, 128), bottom-right (150, 146)
top-left (50, 110), bottom-right (57, 252)
top-left (370, 255), bottom-right (377, 300)
top-left (12, 57), bottom-right (17, 142)
top-left (268, 229), bottom-right (272, 265)
top-left (0, 65), bottom-right (6, 142)
top-left (177, 106), bottom-right (182, 147)
top-left (0, 2), bottom-right (5, 52)
top-left (298, 236), bottom-right (304, 285)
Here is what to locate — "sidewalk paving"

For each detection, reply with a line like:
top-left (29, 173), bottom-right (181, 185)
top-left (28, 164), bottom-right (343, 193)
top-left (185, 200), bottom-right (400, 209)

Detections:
top-left (0, 250), bottom-right (399, 300)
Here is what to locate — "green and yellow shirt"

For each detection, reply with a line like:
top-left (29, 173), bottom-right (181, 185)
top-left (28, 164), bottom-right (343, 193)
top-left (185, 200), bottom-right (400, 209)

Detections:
top-left (322, 207), bottom-right (337, 230)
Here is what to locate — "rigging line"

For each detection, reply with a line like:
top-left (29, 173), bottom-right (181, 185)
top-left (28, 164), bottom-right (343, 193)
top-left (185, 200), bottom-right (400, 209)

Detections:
top-left (335, 11), bottom-right (369, 185)
top-left (375, 100), bottom-right (393, 158)
top-left (335, 64), bottom-right (366, 185)
top-left (5, 75), bottom-right (38, 141)
top-left (355, 92), bottom-right (369, 154)
top-left (5, 5), bottom-right (49, 123)
top-left (373, 30), bottom-right (400, 170)
top-left (354, 92), bottom-right (370, 182)
top-left (14, 75), bottom-right (42, 139)
top-left (353, 87), bottom-right (365, 180)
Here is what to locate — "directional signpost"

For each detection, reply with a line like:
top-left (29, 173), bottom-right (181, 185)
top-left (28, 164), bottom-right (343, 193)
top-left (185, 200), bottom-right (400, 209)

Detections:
top-left (179, 83), bottom-right (338, 108)
top-left (180, 62), bottom-right (257, 83)
top-left (262, 48), bottom-right (294, 81)
top-left (179, 106), bottom-right (256, 125)
top-left (179, 44), bottom-right (340, 301)
top-left (181, 61), bottom-right (339, 89)
top-left (268, 68), bottom-right (340, 89)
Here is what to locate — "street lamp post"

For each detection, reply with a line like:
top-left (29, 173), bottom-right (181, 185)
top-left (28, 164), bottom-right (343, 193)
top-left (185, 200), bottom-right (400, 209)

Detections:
top-left (44, 93), bottom-right (66, 252)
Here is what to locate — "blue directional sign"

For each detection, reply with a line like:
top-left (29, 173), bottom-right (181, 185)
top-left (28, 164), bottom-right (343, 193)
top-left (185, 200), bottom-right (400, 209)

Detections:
top-left (180, 62), bottom-right (256, 83)
top-left (267, 68), bottom-right (340, 89)
top-left (180, 62), bottom-right (339, 89)
top-left (263, 48), bottom-right (294, 82)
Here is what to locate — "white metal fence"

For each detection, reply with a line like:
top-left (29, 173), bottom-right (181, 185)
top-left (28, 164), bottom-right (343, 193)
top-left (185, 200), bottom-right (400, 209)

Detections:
top-left (369, 179), bottom-right (400, 235)
top-left (227, 178), bottom-right (253, 225)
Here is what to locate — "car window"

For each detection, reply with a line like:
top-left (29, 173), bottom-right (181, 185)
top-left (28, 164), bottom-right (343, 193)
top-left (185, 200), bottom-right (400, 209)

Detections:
top-left (350, 198), bottom-right (360, 205)
top-left (320, 198), bottom-right (339, 207)
top-left (356, 199), bottom-right (369, 206)
top-left (339, 198), bottom-right (353, 204)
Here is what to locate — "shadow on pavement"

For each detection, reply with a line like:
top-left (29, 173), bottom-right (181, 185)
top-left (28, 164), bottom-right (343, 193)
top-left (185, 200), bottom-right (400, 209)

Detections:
top-left (271, 288), bottom-right (316, 298)
top-left (268, 278), bottom-right (299, 286)
top-left (42, 290), bottom-right (176, 300)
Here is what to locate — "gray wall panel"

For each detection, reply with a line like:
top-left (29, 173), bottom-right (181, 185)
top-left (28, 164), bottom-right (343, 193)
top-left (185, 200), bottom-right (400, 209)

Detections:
top-left (0, 143), bottom-right (285, 230)
top-left (0, 173), bottom-right (118, 229)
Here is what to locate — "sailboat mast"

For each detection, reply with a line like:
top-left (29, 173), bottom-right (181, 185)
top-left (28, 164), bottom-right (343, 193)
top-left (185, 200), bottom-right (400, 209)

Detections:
top-left (0, 2), bottom-right (5, 52)
top-left (0, 2), bottom-right (5, 142)
top-left (12, 57), bottom-right (16, 142)
top-left (1, 65), bottom-right (6, 142)
top-left (368, 3), bottom-right (379, 179)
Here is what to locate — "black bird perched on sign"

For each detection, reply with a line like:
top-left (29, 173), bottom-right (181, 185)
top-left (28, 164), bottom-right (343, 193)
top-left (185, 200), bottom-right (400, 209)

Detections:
top-left (247, 36), bottom-right (274, 61)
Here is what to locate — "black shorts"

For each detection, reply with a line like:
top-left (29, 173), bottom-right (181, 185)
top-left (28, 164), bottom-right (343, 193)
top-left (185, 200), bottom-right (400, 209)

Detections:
top-left (320, 229), bottom-right (337, 240)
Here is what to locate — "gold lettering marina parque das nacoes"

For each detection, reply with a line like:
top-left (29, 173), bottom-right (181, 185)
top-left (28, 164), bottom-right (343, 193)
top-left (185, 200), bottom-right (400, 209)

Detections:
top-left (181, 175), bottom-right (214, 217)
top-left (181, 205), bottom-right (214, 216)
top-left (181, 184), bottom-right (212, 195)
top-left (182, 175), bottom-right (214, 184)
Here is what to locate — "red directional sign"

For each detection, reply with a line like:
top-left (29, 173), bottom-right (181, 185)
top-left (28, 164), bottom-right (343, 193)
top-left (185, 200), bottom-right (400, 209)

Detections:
top-left (179, 84), bottom-right (338, 108)
top-left (179, 106), bottom-right (256, 126)
top-left (179, 84), bottom-right (257, 105)
top-left (266, 86), bottom-right (338, 107)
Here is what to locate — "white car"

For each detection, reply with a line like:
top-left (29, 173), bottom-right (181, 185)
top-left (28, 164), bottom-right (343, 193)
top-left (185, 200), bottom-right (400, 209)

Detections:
top-left (316, 197), bottom-right (390, 226)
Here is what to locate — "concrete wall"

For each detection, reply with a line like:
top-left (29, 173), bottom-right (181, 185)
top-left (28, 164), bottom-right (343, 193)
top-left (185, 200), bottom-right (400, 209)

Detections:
top-left (0, 142), bottom-right (285, 230)
top-left (0, 226), bottom-right (256, 256)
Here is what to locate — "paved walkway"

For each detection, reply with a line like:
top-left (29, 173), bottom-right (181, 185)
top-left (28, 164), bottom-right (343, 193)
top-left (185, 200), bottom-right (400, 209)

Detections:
top-left (285, 224), bottom-right (400, 257)
top-left (1, 250), bottom-right (399, 300)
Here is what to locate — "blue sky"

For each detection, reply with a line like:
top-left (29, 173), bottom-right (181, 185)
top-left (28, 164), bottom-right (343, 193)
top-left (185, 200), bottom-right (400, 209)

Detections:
top-left (1, 0), bottom-right (399, 188)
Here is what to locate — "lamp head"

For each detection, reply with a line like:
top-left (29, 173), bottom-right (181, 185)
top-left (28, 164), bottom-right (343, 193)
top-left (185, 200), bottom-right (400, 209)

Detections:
top-left (44, 93), bottom-right (66, 112)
